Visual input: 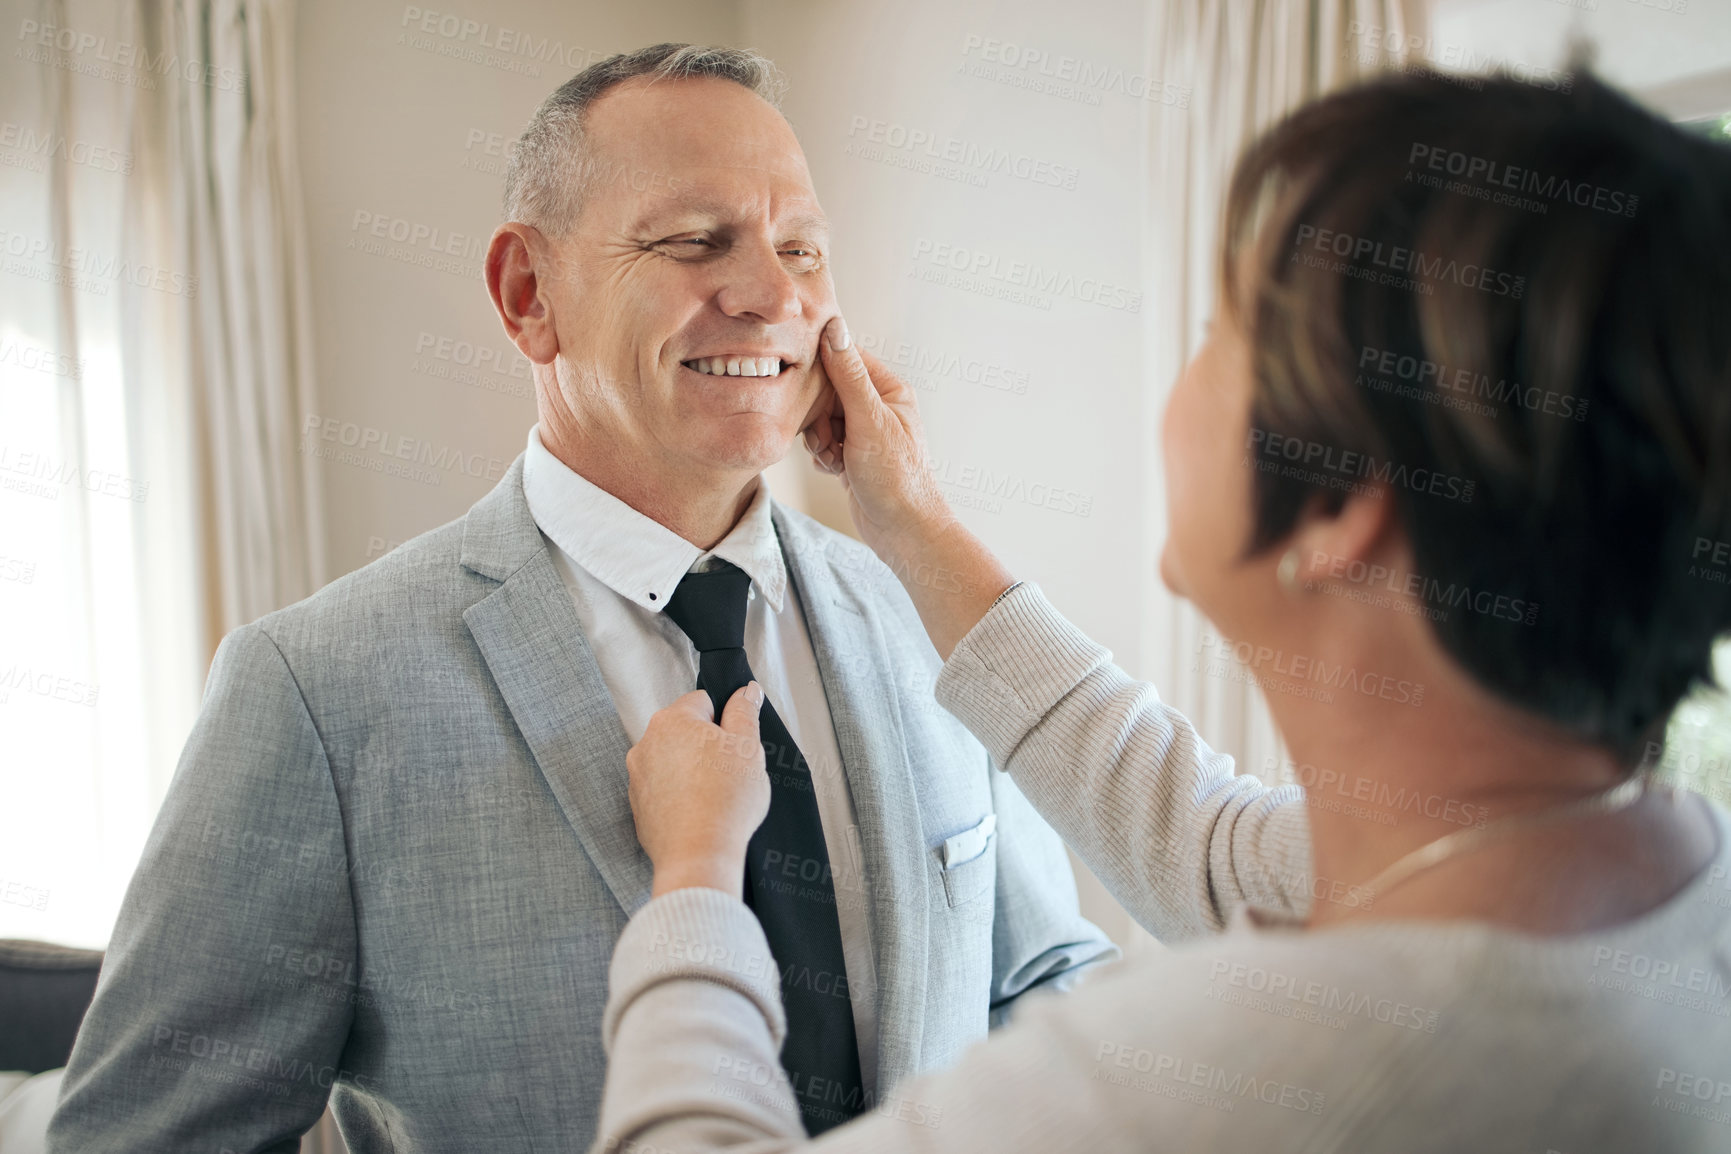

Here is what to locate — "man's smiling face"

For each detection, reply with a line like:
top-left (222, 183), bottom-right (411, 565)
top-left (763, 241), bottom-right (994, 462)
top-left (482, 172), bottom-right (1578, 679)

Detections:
top-left (541, 74), bottom-right (834, 483)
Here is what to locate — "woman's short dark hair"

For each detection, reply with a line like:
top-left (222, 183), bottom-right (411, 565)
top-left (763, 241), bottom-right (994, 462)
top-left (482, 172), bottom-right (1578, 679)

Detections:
top-left (1222, 66), bottom-right (1731, 765)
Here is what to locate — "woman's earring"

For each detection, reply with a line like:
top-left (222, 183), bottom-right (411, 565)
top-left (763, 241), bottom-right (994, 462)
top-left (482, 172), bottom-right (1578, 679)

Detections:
top-left (1277, 549), bottom-right (1303, 595)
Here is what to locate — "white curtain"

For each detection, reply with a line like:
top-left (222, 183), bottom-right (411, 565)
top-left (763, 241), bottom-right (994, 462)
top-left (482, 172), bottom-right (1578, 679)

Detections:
top-left (137, 0), bottom-right (327, 638)
top-left (0, 0), bottom-right (323, 944)
top-left (1, 9), bottom-right (331, 1146)
top-left (1138, 0), bottom-right (1431, 795)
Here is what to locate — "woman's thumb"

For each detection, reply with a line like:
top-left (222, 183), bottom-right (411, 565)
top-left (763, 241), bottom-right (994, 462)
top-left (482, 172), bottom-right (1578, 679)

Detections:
top-left (721, 680), bottom-right (766, 740)
top-left (819, 316), bottom-right (886, 418)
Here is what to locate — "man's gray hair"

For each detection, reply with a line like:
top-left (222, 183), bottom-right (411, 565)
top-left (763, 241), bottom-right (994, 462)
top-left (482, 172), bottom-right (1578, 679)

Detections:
top-left (502, 43), bottom-right (785, 237)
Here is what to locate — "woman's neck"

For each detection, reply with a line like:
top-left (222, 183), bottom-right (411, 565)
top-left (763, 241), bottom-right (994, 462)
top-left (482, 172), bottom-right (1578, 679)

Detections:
top-left (1276, 690), bottom-right (1717, 934)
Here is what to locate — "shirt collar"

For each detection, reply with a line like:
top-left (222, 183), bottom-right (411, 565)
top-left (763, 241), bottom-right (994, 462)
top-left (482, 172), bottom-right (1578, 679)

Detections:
top-left (521, 424), bottom-right (787, 614)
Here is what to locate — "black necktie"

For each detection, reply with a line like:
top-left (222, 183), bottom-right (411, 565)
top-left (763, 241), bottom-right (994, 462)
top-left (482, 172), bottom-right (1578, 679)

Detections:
top-left (662, 560), bottom-right (866, 1135)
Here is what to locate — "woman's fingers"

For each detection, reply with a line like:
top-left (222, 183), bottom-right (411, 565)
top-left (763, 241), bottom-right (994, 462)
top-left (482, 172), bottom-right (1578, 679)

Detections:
top-left (800, 382), bottom-right (845, 473)
top-left (626, 688), bottom-right (771, 899)
top-left (671, 688), bottom-right (721, 722)
top-left (819, 316), bottom-right (892, 422)
top-left (807, 314), bottom-right (952, 547)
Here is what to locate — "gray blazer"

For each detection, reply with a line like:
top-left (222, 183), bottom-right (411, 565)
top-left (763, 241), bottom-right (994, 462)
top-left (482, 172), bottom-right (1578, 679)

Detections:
top-left (48, 454), bottom-right (1115, 1153)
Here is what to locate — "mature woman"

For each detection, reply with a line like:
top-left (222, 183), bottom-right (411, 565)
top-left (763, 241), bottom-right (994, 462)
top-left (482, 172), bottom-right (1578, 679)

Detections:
top-left (593, 69), bottom-right (1731, 1152)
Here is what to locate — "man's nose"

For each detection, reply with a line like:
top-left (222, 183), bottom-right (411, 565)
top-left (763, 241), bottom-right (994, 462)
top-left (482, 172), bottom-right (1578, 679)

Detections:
top-left (715, 243), bottom-right (802, 325)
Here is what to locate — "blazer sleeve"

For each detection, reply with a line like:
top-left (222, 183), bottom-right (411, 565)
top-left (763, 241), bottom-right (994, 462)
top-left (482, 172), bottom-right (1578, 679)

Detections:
top-left (934, 583), bottom-right (1313, 940)
top-left (48, 623), bottom-right (361, 1154)
top-left (983, 763), bottom-right (1120, 1027)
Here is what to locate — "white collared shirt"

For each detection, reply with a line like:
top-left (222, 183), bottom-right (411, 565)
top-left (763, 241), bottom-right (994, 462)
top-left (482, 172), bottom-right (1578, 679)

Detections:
top-left (521, 424), bottom-right (878, 1090)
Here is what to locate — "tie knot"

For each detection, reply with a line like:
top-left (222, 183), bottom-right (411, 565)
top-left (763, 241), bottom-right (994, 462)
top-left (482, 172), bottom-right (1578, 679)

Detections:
top-left (662, 561), bottom-right (752, 652)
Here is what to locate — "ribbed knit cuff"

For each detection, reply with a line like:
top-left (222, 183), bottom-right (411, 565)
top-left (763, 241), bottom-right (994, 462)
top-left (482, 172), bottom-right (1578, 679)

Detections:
top-left (602, 886), bottom-right (787, 1053)
top-left (934, 582), bottom-right (1111, 767)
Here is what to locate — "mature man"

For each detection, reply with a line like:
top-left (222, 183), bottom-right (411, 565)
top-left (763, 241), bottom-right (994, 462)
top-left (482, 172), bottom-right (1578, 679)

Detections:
top-left (48, 43), bottom-right (1114, 1153)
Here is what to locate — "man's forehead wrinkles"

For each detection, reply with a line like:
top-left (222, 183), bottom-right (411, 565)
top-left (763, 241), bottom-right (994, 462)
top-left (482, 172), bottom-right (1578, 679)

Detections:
top-left (626, 192), bottom-right (829, 235)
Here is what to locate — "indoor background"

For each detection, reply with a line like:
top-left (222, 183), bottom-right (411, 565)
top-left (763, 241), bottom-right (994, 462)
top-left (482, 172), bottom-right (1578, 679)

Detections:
top-left (3, 0), bottom-right (1729, 1017)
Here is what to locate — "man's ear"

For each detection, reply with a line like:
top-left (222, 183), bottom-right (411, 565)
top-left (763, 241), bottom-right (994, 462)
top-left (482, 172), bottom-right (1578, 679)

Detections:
top-left (1288, 484), bottom-right (1398, 585)
top-left (486, 223), bottom-right (560, 366)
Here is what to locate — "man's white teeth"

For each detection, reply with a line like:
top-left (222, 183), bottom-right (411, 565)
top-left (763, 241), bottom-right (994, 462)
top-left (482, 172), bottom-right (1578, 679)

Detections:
top-left (686, 356), bottom-right (782, 377)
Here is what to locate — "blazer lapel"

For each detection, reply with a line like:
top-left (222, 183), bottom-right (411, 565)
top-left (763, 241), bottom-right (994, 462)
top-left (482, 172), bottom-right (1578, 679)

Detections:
top-left (459, 455), bottom-right (654, 918)
top-left (775, 506), bottom-right (930, 1091)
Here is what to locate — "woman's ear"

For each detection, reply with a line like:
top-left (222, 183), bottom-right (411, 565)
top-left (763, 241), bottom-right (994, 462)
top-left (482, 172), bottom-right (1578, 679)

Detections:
top-left (485, 223), bottom-right (559, 366)
top-left (1288, 484), bottom-right (1398, 587)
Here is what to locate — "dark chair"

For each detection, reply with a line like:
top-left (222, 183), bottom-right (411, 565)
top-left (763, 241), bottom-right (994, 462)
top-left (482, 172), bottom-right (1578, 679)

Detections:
top-left (0, 940), bottom-right (104, 1074)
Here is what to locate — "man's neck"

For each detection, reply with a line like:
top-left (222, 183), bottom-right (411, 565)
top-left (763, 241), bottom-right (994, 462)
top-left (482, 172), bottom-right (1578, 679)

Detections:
top-left (539, 420), bottom-right (760, 551)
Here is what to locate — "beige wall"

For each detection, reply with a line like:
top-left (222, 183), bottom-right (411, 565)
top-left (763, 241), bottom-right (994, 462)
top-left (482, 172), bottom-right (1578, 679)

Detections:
top-left (744, 0), bottom-right (1153, 661)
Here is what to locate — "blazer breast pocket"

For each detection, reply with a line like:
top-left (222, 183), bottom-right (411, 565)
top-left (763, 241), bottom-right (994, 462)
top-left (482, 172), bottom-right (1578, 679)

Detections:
top-left (938, 813), bottom-right (996, 908)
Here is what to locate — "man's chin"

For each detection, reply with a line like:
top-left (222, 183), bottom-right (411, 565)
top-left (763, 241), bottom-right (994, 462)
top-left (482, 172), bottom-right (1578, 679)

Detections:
top-left (693, 422), bottom-right (799, 477)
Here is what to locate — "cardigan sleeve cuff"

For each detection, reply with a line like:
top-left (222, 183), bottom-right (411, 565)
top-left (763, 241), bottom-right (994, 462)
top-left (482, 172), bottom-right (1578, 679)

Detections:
top-left (934, 581), bottom-right (1112, 767)
top-left (601, 886), bottom-right (787, 1053)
